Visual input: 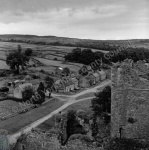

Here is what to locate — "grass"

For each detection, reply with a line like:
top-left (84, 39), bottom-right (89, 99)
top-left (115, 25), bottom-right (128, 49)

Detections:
top-left (33, 57), bottom-right (83, 72)
top-left (75, 92), bottom-right (95, 100)
top-left (0, 60), bottom-right (9, 69)
top-left (64, 98), bottom-right (93, 113)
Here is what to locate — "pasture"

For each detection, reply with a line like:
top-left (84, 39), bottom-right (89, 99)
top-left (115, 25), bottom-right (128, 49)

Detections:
top-left (33, 57), bottom-right (83, 72)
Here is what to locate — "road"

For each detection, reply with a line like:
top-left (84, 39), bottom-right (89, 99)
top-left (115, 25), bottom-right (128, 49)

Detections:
top-left (4, 80), bottom-right (111, 144)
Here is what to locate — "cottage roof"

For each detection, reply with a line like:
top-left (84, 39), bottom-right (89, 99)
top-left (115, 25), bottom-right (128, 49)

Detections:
top-left (98, 70), bottom-right (105, 75)
top-left (86, 75), bottom-right (94, 80)
top-left (63, 80), bottom-right (74, 87)
top-left (71, 78), bottom-right (78, 83)
top-left (55, 79), bottom-right (61, 85)
top-left (93, 73), bottom-right (99, 78)
top-left (18, 83), bottom-right (33, 91)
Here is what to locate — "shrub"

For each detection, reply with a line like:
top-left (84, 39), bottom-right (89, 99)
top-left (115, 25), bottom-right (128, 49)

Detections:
top-left (21, 72), bottom-right (28, 75)
top-left (0, 72), bottom-right (6, 77)
top-left (25, 48), bottom-right (33, 56)
top-left (54, 58), bottom-right (57, 60)
top-left (40, 69), bottom-right (45, 73)
top-left (31, 74), bottom-right (39, 79)
top-left (22, 85), bottom-right (35, 102)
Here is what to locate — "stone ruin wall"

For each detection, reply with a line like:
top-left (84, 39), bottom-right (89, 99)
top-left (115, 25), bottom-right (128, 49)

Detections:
top-left (111, 59), bottom-right (149, 140)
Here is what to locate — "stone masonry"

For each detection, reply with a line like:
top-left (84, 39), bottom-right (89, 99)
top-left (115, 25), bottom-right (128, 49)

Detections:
top-left (111, 59), bottom-right (149, 140)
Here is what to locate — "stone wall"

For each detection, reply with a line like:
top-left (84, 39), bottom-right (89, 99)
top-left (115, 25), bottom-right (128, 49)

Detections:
top-left (111, 59), bottom-right (149, 140)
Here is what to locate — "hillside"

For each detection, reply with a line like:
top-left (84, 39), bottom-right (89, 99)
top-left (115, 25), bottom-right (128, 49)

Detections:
top-left (0, 34), bottom-right (149, 50)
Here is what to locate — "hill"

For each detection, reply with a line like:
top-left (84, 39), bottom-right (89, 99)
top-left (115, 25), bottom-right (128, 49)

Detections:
top-left (0, 34), bottom-right (149, 50)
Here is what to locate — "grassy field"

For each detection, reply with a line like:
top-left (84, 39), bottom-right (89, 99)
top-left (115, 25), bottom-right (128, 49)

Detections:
top-left (0, 41), bottom-right (84, 71)
top-left (75, 92), bottom-right (95, 100)
top-left (0, 60), bottom-right (9, 69)
top-left (33, 57), bottom-right (83, 72)
top-left (64, 99), bottom-right (92, 113)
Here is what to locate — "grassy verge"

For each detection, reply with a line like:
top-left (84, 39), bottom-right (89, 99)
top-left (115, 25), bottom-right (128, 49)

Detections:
top-left (75, 92), bottom-right (95, 100)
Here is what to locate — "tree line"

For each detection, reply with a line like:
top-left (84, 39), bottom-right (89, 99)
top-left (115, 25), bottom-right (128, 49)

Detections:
top-left (65, 47), bottom-right (149, 66)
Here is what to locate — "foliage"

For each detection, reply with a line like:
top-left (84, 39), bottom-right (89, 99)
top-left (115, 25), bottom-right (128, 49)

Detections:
top-left (65, 48), bottom-right (95, 65)
top-left (91, 86), bottom-right (111, 124)
top-left (25, 48), bottom-right (33, 56)
top-left (91, 115), bottom-right (98, 138)
top-left (22, 85), bottom-right (35, 102)
top-left (44, 76), bottom-right (54, 89)
top-left (6, 45), bottom-right (30, 74)
top-left (62, 67), bottom-right (70, 76)
top-left (104, 138), bottom-right (149, 150)
top-left (66, 110), bottom-right (86, 143)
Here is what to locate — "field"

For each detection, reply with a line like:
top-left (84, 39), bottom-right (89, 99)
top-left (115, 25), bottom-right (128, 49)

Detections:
top-left (0, 41), bottom-right (107, 70)
top-left (33, 57), bottom-right (83, 72)
top-left (75, 92), bottom-right (95, 100)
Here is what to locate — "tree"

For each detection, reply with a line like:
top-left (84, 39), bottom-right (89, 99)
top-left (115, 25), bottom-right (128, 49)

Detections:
top-left (25, 48), bottom-right (33, 56)
top-left (62, 67), bottom-right (70, 76)
top-left (22, 85), bottom-right (35, 102)
top-left (44, 76), bottom-right (54, 89)
top-left (6, 45), bottom-right (29, 74)
top-left (80, 49), bottom-right (95, 65)
top-left (91, 86), bottom-right (111, 124)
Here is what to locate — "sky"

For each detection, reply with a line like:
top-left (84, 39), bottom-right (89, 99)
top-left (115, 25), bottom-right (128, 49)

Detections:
top-left (0, 0), bottom-right (148, 40)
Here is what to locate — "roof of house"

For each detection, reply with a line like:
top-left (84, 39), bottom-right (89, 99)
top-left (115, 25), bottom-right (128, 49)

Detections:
top-left (93, 73), bottom-right (99, 78)
top-left (71, 78), bottom-right (78, 83)
top-left (97, 70), bottom-right (105, 75)
top-left (18, 83), bottom-right (33, 91)
top-left (86, 75), bottom-right (95, 81)
top-left (55, 79), bottom-right (62, 85)
top-left (63, 80), bottom-right (74, 87)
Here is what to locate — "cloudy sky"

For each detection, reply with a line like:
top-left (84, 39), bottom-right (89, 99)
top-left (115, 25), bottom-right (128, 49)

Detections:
top-left (0, 0), bottom-right (148, 40)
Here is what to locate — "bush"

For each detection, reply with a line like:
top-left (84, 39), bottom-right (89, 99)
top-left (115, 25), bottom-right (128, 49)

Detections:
top-left (25, 48), bottom-right (33, 56)
top-left (22, 86), bottom-right (35, 102)
top-left (54, 58), bottom-right (57, 60)
top-left (0, 72), bottom-right (6, 77)
top-left (21, 72), bottom-right (28, 75)
top-left (31, 74), bottom-right (39, 79)
top-left (40, 69), bottom-right (45, 73)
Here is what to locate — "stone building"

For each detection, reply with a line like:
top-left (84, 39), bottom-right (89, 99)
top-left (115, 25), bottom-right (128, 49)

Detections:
top-left (111, 59), bottom-right (149, 140)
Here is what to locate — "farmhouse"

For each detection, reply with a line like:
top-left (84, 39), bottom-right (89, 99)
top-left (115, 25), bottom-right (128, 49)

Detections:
top-left (86, 75), bottom-right (95, 86)
top-left (71, 78), bottom-right (79, 89)
top-left (14, 83), bottom-right (33, 99)
top-left (78, 76), bottom-right (90, 88)
top-left (54, 79), bottom-right (75, 93)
